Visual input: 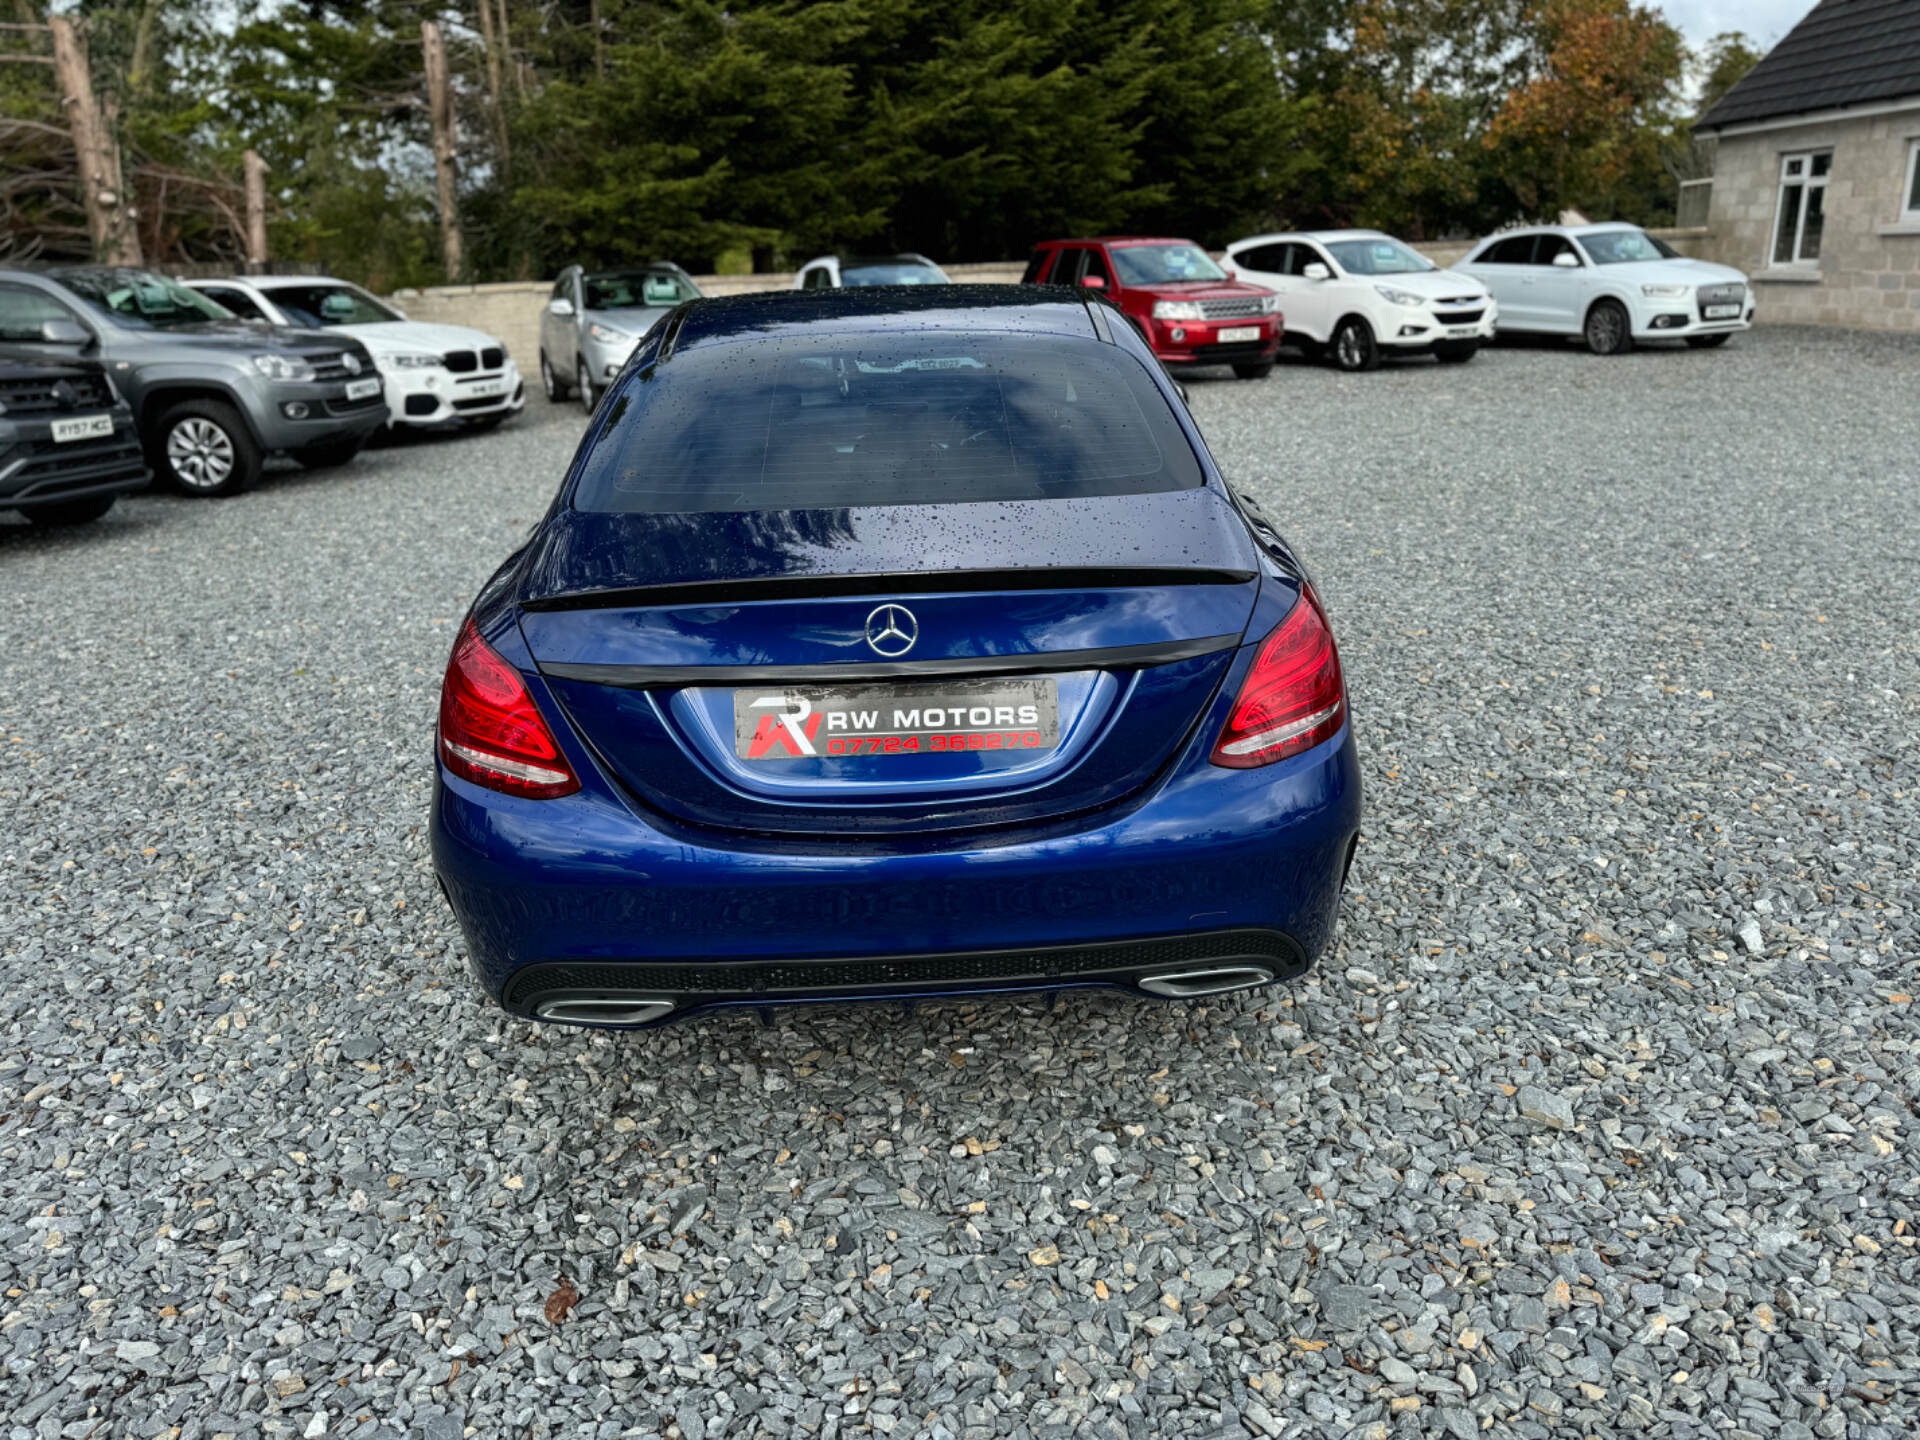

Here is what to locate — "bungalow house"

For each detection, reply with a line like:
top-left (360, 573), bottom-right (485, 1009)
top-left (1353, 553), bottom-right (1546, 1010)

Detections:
top-left (1694, 0), bottom-right (1920, 330)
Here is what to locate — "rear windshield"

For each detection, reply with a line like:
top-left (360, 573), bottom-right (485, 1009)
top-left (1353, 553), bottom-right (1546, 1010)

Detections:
top-left (572, 331), bottom-right (1202, 513)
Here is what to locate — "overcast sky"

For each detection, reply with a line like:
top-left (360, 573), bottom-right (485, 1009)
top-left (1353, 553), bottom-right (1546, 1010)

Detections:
top-left (1660, 0), bottom-right (1811, 48)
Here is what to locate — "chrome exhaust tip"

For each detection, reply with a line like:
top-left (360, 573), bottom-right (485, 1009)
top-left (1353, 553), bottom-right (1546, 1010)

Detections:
top-left (533, 996), bottom-right (675, 1026)
top-left (1137, 966), bottom-right (1275, 999)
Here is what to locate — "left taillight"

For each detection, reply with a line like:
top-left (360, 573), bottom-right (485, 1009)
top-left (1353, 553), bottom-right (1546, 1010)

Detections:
top-left (1211, 586), bottom-right (1347, 769)
top-left (438, 619), bottom-right (580, 799)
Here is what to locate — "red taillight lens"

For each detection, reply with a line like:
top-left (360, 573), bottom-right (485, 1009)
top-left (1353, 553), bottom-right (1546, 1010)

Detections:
top-left (1211, 587), bottom-right (1346, 769)
top-left (438, 619), bottom-right (579, 798)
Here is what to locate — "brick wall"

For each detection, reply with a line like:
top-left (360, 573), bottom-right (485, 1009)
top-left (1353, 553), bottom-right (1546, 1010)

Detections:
top-left (1696, 111), bottom-right (1920, 332)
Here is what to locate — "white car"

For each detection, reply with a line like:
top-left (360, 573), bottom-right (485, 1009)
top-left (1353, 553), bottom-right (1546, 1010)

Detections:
top-left (1222, 229), bottom-right (1496, 371)
top-left (185, 276), bottom-right (525, 429)
top-left (1456, 224), bottom-right (1752, 355)
top-left (792, 254), bottom-right (949, 289)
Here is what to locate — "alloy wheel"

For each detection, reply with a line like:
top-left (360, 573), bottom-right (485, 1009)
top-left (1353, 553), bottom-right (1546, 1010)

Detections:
top-left (1587, 304), bottom-right (1627, 355)
top-left (166, 417), bottom-right (235, 490)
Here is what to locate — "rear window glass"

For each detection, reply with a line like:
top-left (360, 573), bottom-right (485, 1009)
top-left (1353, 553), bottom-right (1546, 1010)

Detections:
top-left (572, 332), bottom-right (1202, 513)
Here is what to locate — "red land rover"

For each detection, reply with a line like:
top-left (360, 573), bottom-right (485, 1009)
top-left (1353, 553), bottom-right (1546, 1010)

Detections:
top-left (1020, 237), bottom-right (1282, 379)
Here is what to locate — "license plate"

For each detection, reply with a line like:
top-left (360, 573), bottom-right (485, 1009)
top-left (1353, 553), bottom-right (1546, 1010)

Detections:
top-left (733, 678), bottom-right (1059, 761)
top-left (466, 378), bottom-right (506, 397)
top-left (50, 413), bottom-right (115, 444)
top-left (1216, 326), bottom-right (1260, 343)
top-left (345, 377), bottom-right (381, 400)
top-left (1447, 327), bottom-right (1478, 338)
top-left (1704, 304), bottom-right (1740, 320)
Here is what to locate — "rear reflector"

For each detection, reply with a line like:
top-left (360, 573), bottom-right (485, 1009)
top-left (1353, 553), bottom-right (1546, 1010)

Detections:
top-left (1211, 586), bottom-right (1346, 768)
top-left (439, 619), bottom-right (580, 798)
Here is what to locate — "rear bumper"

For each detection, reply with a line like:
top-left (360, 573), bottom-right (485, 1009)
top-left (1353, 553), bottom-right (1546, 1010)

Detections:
top-left (431, 726), bottom-right (1363, 1025)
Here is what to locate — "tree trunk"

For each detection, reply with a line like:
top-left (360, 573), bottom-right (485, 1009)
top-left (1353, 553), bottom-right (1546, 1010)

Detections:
top-left (243, 148), bottom-right (268, 269)
top-left (128, 0), bottom-right (163, 98)
top-left (421, 19), bottom-right (463, 281)
top-left (48, 15), bottom-right (141, 266)
top-left (589, 0), bottom-right (605, 79)
top-left (473, 0), bottom-right (510, 165)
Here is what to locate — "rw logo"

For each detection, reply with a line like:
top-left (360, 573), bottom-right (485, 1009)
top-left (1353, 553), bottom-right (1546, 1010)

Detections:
top-left (745, 694), bottom-right (820, 758)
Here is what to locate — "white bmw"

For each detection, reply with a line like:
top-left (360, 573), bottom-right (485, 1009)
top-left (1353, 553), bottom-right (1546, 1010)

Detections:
top-left (1222, 229), bottom-right (1497, 371)
top-left (1456, 223), bottom-right (1753, 355)
top-left (186, 276), bottom-right (525, 429)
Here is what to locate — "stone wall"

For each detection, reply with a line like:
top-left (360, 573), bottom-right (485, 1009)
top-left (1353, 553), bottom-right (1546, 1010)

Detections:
top-left (385, 233), bottom-right (1720, 356)
top-left (1696, 110), bottom-right (1920, 332)
top-left (388, 261), bottom-right (1026, 369)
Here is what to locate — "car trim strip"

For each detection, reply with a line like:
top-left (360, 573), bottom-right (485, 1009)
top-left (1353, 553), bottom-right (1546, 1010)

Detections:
top-left (519, 565), bottom-right (1258, 612)
top-left (535, 633), bottom-right (1242, 690)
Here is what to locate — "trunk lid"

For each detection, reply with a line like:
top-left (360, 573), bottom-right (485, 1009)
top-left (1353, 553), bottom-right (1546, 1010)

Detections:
top-left (517, 490), bottom-right (1262, 837)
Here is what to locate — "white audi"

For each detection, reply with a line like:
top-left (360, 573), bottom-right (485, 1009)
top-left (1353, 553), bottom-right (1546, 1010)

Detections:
top-left (1222, 229), bottom-right (1497, 371)
top-left (1456, 224), bottom-right (1753, 355)
top-left (186, 276), bottom-right (525, 430)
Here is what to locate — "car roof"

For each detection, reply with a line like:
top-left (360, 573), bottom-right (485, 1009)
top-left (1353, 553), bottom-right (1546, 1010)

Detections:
top-left (1228, 229), bottom-right (1389, 247)
top-left (1037, 236), bottom-right (1199, 248)
top-left (671, 286), bottom-right (1102, 350)
top-left (1478, 222), bottom-right (1642, 240)
top-left (233, 275), bottom-right (352, 289)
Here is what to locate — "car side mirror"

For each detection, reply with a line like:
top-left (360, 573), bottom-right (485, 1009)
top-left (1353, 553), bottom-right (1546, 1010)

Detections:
top-left (1078, 274), bottom-right (1106, 291)
top-left (39, 318), bottom-right (89, 346)
top-left (548, 298), bottom-right (575, 317)
top-left (1551, 252), bottom-right (1580, 268)
top-left (1302, 262), bottom-right (1332, 281)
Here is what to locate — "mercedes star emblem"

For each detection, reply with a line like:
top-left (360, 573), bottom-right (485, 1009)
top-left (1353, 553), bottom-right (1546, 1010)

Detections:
top-left (864, 603), bottom-right (918, 658)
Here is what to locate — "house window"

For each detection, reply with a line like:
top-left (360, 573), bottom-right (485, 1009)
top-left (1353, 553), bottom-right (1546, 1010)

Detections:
top-left (1771, 151), bottom-right (1830, 266)
top-left (1904, 139), bottom-right (1920, 221)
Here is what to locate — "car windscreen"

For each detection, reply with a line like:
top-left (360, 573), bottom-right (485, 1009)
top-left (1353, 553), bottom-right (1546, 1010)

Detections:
top-left (838, 262), bottom-right (948, 286)
top-left (1107, 244), bottom-right (1226, 285)
top-left (585, 271), bottom-right (701, 308)
top-left (572, 332), bottom-right (1203, 514)
top-left (1324, 238), bottom-right (1433, 276)
top-left (265, 284), bottom-right (401, 326)
top-left (50, 269), bottom-right (234, 329)
top-left (1579, 230), bottom-right (1680, 265)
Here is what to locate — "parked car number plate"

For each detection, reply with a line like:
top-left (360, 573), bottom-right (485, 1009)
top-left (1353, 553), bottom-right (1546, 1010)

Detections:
top-left (467, 378), bottom-right (507, 397)
top-left (1447, 327), bottom-right (1478, 338)
top-left (733, 677), bottom-right (1059, 761)
top-left (1704, 304), bottom-right (1740, 320)
top-left (49, 414), bottom-right (114, 444)
top-left (345, 378), bottom-right (382, 400)
top-left (1216, 326), bottom-right (1261, 343)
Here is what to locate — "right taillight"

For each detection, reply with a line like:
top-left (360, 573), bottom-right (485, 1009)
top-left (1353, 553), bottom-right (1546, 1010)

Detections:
top-left (1211, 586), bottom-right (1347, 768)
top-left (438, 619), bottom-right (580, 799)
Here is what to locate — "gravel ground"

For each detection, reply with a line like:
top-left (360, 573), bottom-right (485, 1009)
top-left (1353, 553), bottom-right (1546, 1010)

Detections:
top-left (2, 326), bottom-right (1917, 1440)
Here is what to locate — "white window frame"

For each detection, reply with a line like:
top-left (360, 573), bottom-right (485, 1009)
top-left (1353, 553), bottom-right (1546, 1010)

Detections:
top-left (1903, 138), bottom-right (1920, 222)
top-left (1769, 149), bottom-right (1831, 268)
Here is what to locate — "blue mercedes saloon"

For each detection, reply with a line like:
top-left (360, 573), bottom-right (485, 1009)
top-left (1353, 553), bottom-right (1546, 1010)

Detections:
top-left (430, 286), bottom-right (1362, 1028)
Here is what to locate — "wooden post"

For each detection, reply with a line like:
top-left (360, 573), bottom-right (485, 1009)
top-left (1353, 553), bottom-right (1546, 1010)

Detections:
top-left (243, 148), bottom-right (268, 269)
top-left (421, 19), bottom-right (463, 281)
top-left (48, 14), bottom-right (141, 266)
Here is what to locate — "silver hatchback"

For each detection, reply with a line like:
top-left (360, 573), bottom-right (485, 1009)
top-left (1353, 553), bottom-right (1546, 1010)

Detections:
top-left (538, 263), bottom-right (703, 410)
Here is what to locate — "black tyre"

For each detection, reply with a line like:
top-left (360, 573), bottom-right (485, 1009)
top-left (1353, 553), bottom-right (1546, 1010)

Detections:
top-left (1583, 299), bottom-right (1633, 356)
top-left (576, 357), bottom-right (597, 414)
top-left (1232, 362), bottom-right (1276, 380)
top-left (294, 433), bottom-right (369, 471)
top-left (1433, 341), bottom-right (1479, 365)
top-left (1330, 317), bottom-right (1380, 372)
top-left (152, 398), bottom-right (261, 498)
top-left (540, 351), bottom-right (569, 401)
top-left (22, 494), bottom-right (117, 526)
top-left (1686, 333), bottom-right (1732, 349)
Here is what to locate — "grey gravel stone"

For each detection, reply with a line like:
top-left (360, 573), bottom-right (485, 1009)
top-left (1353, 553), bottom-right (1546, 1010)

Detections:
top-left (1516, 1084), bottom-right (1575, 1130)
top-left (4, 332), bottom-right (1920, 1434)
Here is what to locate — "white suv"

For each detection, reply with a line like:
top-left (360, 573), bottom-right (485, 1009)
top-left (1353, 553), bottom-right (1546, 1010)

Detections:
top-left (187, 276), bottom-right (524, 429)
top-left (1456, 224), bottom-right (1752, 355)
top-left (1222, 229), bottom-right (1496, 371)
